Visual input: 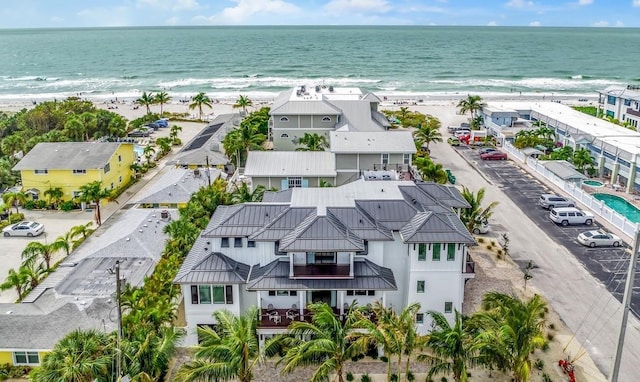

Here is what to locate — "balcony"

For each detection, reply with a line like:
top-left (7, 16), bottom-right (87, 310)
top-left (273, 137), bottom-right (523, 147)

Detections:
top-left (258, 307), bottom-right (376, 329)
top-left (465, 260), bottom-right (475, 274)
top-left (626, 108), bottom-right (640, 118)
top-left (292, 264), bottom-right (351, 279)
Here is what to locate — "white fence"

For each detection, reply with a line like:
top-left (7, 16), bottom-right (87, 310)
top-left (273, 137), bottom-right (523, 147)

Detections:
top-left (503, 142), bottom-right (639, 239)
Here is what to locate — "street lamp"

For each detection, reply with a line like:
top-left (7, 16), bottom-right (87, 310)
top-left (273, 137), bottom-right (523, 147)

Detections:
top-left (107, 260), bottom-right (124, 380)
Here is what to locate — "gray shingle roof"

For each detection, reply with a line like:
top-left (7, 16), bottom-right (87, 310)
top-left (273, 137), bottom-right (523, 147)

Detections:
top-left (262, 189), bottom-right (293, 203)
top-left (246, 258), bottom-right (397, 291)
top-left (355, 200), bottom-right (419, 230)
top-left (135, 167), bottom-right (216, 205)
top-left (203, 205), bottom-right (288, 237)
top-left (399, 212), bottom-right (476, 244)
top-left (174, 252), bottom-right (250, 284)
top-left (244, 151), bottom-right (336, 177)
top-left (278, 214), bottom-right (365, 252)
top-left (13, 142), bottom-right (129, 171)
top-left (249, 207), bottom-right (316, 241)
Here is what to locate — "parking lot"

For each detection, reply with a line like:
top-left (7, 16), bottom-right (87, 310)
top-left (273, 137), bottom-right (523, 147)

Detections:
top-left (457, 146), bottom-right (640, 314)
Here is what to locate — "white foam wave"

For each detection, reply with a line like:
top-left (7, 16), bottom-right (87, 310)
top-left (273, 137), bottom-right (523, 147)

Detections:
top-left (156, 76), bottom-right (382, 90)
top-left (427, 77), bottom-right (626, 90)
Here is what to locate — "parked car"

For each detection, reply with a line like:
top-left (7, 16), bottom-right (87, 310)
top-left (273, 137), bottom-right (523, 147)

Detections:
top-left (3, 221), bottom-right (45, 237)
top-left (145, 122), bottom-right (160, 130)
top-left (479, 147), bottom-right (498, 155)
top-left (577, 230), bottom-right (622, 247)
top-left (155, 119), bottom-right (169, 128)
top-left (480, 151), bottom-right (507, 160)
top-left (454, 129), bottom-right (471, 138)
top-left (549, 207), bottom-right (594, 226)
top-left (539, 194), bottom-right (575, 209)
top-left (127, 128), bottom-right (151, 138)
top-left (447, 137), bottom-right (461, 146)
top-left (472, 220), bottom-right (489, 234)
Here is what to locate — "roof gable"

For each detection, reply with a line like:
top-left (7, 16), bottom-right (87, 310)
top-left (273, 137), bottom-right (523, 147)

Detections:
top-left (355, 200), bottom-right (418, 230)
top-left (249, 207), bottom-right (317, 241)
top-left (204, 204), bottom-right (288, 237)
top-left (279, 214), bottom-right (364, 252)
top-left (174, 252), bottom-right (250, 284)
top-left (413, 181), bottom-right (470, 209)
top-left (400, 212), bottom-right (475, 244)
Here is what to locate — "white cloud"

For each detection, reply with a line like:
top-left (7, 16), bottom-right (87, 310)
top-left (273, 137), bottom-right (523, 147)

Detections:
top-left (487, 21), bottom-right (497, 26)
top-left (77, 7), bottom-right (132, 27)
top-left (196, 0), bottom-right (300, 24)
top-left (578, 0), bottom-right (592, 4)
top-left (505, 0), bottom-right (534, 8)
top-left (529, 20), bottom-right (541, 26)
top-left (592, 20), bottom-right (608, 27)
top-left (324, 0), bottom-right (392, 13)
top-left (136, 0), bottom-right (201, 11)
top-left (615, 20), bottom-right (624, 27)
top-left (634, 0), bottom-right (640, 7)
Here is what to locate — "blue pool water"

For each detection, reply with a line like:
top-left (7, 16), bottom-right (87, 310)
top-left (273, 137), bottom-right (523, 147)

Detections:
top-left (593, 193), bottom-right (640, 223)
top-left (583, 180), bottom-right (604, 187)
top-left (133, 145), bottom-right (144, 158)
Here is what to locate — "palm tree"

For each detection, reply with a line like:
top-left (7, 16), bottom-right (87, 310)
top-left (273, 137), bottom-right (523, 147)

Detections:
top-left (137, 91), bottom-right (156, 115)
top-left (413, 125), bottom-right (443, 151)
top-left (176, 308), bottom-right (260, 382)
top-left (457, 95), bottom-right (486, 121)
top-left (572, 148), bottom-right (594, 174)
top-left (296, 132), bottom-right (329, 151)
top-left (163, 219), bottom-right (200, 252)
top-left (420, 310), bottom-right (476, 382)
top-left (63, 116), bottom-right (85, 141)
top-left (473, 293), bottom-right (547, 382)
top-left (79, 181), bottom-right (114, 226)
top-left (30, 329), bottom-right (115, 382)
top-left (122, 326), bottom-right (180, 381)
top-left (155, 137), bottom-right (172, 156)
top-left (0, 268), bottom-right (28, 301)
top-left (2, 191), bottom-right (26, 214)
top-left (143, 144), bottom-right (156, 166)
top-left (52, 233), bottom-right (72, 257)
top-left (20, 261), bottom-right (49, 289)
top-left (108, 115), bottom-right (128, 137)
top-left (460, 186), bottom-right (498, 234)
top-left (415, 158), bottom-right (447, 184)
top-left (155, 91), bottom-right (171, 116)
top-left (44, 187), bottom-right (64, 208)
top-left (224, 122), bottom-right (266, 166)
top-left (69, 221), bottom-right (94, 241)
top-left (233, 95), bottom-right (253, 115)
top-left (267, 302), bottom-right (366, 382)
top-left (0, 134), bottom-right (26, 156)
top-left (78, 112), bottom-right (97, 141)
top-left (22, 241), bottom-right (59, 270)
top-left (398, 106), bottom-right (410, 127)
top-left (170, 124), bottom-right (182, 140)
top-left (230, 182), bottom-right (266, 204)
top-left (189, 92), bottom-right (213, 120)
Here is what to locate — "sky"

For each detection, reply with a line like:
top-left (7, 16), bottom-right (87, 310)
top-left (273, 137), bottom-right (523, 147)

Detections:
top-left (0, 0), bottom-right (639, 28)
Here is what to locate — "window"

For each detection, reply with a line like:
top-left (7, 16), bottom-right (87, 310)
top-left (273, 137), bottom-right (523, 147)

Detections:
top-left (34, 169), bottom-right (48, 174)
top-left (432, 243), bottom-right (441, 261)
top-left (104, 163), bottom-right (111, 173)
top-left (418, 244), bottom-right (427, 261)
top-left (118, 154), bottom-right (122, 162)
top-left (279, 117), bottom-right (289, 122)
top-left (624, 99), bottom-right (632, 107)
top-left (312, 252), bottom-right (336, 264)
top-left (417, 280), bottom-right (425, 293)
top-left (226, 285), bottom-right (233, 304)
top-left (447, 243), bottom-right (455, 261)
top-left (416, 313), bottom-right (424, 324)
top-left (444, 302), bottom-right (453, 313)
top-left (190, 286), bottom-right (199, 304)
top-left (381, 153), bottom-right (389, 165)
top-left (403, 153), bottom-right (411, 165)
top-left (234, 238), bottom-right (242, 248)
top-left (346, 290), bottom-right (375, 296)
top-left (268, 290), bottom-right (276, 296)
top-left (199, 285), bottom-right (212, 304)
top-left (212, 286), bottom-right (225, 304)
top-left (280, 133), bottom-right (289, 138)
top-left (14, 351), bottom-right (39, 365)
top-left (72, 169), bottom-right (87, 174)
top-left (119, 176), bottom-right (122, 183)
top-left (607, 95), bottom-right (616, 105)
top-left (247, 240), bottom-right (256, 248)
top-left (290, 290), bottom-right (297, 296)
top-left (192, 284), bottom-right (232, 304)
top-left (367, 290), bottom-right (375, 296)
top-left (322, 116), bottom-right (332, 122)
top-left (110, 182), bottom-right (114, 189)
top-left (221, 238), bottom-right (229, 248)
top-left (288, 177), bottom-right (302, 188)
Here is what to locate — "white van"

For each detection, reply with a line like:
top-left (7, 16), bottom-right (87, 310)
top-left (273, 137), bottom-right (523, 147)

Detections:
top-left (549, 207), bottom-right (594, 226)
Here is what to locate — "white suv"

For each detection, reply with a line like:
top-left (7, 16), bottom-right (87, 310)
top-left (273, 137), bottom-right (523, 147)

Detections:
top-left (549, 207), bottom-right (594, 226)
top-left (539, 194), bottom-right (575, 209)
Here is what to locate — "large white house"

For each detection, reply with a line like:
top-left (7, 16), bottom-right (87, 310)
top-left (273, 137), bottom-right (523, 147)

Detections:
top-left (598, 85), bottom-right (640, 130)
top-left (174, 179), bottom-right (476, 345)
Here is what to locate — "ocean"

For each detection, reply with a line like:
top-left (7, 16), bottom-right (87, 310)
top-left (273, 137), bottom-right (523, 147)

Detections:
top-left (0, 26), bottom-right (638, 101)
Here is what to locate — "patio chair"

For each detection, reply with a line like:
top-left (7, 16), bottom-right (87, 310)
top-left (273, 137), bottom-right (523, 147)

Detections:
top-left (291, 303), bottom-right (297, 310)
top-left (267, 303), bottom-right (274, 311)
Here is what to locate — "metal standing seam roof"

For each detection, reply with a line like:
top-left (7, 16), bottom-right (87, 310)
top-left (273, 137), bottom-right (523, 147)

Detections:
top-left (278, 214), bottom-right (365, 252)
top-left (203, 205), bottom-right (289, 237)
top-left (398, 185), bottom-right (452, 213)
top-left (412, 181), bottom-right (471, 209)
top-left (354, 200), bottom-right (419, 230)
top-left (600, 85), bottom-right (640, 102)
top-left (12, 142), bottom-right (129, 171)
top-left (262, 189), bottom-right (293, 203)
top-left (174, 252), bottom-right (250, 284)
top-left (246, 258), bottom-right (397, 291)
top-left (329, 131), bottom-right (416, 153)
top-left (541, 160), bottom-right (588, 181)
top-left (399, 212), bottom-right (476, 244)
top-left (270, 98), bottom-right (342, 115)
top-left (244, 151), bottom-right (337, 177)
top-left (326, 207), bottom-right (394, 241)
top-left (327, 100), bottom-right (386, 132)
top-left (249, 207), bottom-right (317, 241)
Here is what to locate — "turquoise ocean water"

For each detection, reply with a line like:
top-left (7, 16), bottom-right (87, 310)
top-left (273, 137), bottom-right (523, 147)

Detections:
top-left (0, 26), bottom-right (638, 101)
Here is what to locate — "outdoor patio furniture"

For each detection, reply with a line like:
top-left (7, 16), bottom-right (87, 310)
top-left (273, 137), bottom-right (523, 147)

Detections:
top-left (286, 309), bottom-right (299, 320)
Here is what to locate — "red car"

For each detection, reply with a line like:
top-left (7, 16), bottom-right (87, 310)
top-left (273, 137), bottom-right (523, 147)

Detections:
top-left (480, 151), bottom-right (507, 160)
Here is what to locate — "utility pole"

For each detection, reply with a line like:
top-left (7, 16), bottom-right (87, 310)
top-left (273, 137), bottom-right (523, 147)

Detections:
top-left (205, 155), bottom-right (211, 186)
top-left (115, 260), bottom-right (123, 380)
top-left (609, 229), bottom-right (640, 382)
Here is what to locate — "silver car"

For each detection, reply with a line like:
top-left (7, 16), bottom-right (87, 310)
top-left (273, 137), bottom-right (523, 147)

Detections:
top-left (2, 221), bottom-right (45, 237)
top-left (577, 230), bottom-right (622, 248)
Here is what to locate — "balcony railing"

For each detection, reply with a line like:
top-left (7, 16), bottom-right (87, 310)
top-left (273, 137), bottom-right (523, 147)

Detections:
top-left (292, 264), bottom-right (351, 279)
top-left (465, 260), bottom-right (475, 274)
top-left (626, 108), bottom-right (640, 118)
top-left (258, 307), bottom-right (376, 329)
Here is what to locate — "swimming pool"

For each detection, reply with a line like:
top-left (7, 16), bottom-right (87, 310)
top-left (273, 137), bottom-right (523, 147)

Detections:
top-left (592, 193), bottom-right (640, 223)
top-left (583, 180), bottom-right (604, 188)
top-left (134, 145), bottom-right (144, 158)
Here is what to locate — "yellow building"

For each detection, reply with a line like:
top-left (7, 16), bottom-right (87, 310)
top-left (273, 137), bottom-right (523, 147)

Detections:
top-left (13, 142), bottom-right (135, 202)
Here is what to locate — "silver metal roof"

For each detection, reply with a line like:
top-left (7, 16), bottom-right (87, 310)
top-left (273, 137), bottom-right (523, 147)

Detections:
top-left (246, 258), bottom-right (397, 291)
top-left (400, 212), bottom-right (476, 244)
top-left (278, 214), bottom-right (365, 252)
top-left (271, 99), bottom-right (342, 115)
top-left (249, 207), bottom-right (316, 241)
top-left (174, 252), bottom-right (250, 284)
top-left (203, 205), bottom-right (289, 237)
top-left (354, 200), bottom-right (419, 230)
top-left (541, 160), bottom-right (588, 181)
top-left (244, 151), bottom-right (337, 177)
top-left (326, 207), bottom-right (393, 241)
top-left (413, 181), bottom-right (471, 209)
top-left (262, 189), bottom-right (293, 203)
top-left (13, 142), bottom-right (129, 171)
top-left (330, 131), bottom-right (416, 153)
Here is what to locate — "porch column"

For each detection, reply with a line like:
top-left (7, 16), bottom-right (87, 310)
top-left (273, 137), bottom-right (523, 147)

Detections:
top-left (257, 291), bottom-right (262, 309)
top-left (611, 162), bottom-right (620, 186)
top-left (627, 154), bottom-right (638, 193)
top-left (382, 292), bottom-right (387, 308)
top-left (339, 291), bottom-right (345, 316)
top-left (299, 291), bottom-right (305, 320)
top-left (289, 253), bottom-right (294, 278)
top-left (598, 155), bottom-right (605, 177)
top-left (349, 253), bottom-right (354, 277)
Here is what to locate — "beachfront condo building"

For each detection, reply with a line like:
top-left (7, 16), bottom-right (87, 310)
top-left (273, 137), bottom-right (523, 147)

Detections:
top-left (598, 85), bottom-right (640, 130)
top-left (174, 179), bottom-right (476, 346)
top-left (12, 142), bottom-right (135, 203)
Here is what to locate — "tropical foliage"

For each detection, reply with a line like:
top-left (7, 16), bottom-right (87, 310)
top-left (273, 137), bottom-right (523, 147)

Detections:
top-left (413, 121), bottom-right (442, 151)
top-left (222, 108), bottom-right (269, 166)
top-left (571, 147), bottom-right (595, 174)
top-left (233, 95), bottom-right (253, 114)
top-left (414, 157), bottom-right (447, 184)
top-left (296, 132), bottom-right (329, 151)
top-left (457, 95), bottom-right (486, 121)
top-left (459, 186), bottom-right (498, 234)
top-left (513, 124), bottom-right (556, 151)
top-left (78, 180), bottom-right (115, 226)
top-left (189, 92), bottom-right (213, 120)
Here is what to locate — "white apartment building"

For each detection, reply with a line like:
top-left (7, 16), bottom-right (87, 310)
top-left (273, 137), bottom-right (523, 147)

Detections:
top-left (598, 85), bottom-right (640, 130)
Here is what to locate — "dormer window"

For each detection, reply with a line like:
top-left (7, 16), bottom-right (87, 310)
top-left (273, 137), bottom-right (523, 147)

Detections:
top-left (322, 116), bottom-right (332, 122)
top-left (279, 117), bottom-right (289, 122)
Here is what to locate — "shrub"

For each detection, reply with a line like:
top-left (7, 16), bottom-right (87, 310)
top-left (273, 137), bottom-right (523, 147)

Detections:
top-left (0, 221), bottom-right (10, 231)
top-left (380, 356), bottom-right (389, 363)
top-left (407, 371), bottom-right (415, 381)
top-left (361, 374), bottom-right (371, 382)
top-left (60, 201), bottom-right (75, 211)
top-left (496, 249), bottom-right (503, 255)
top-left (490, 240), bottom-right (496, 246)
top-left (477, 237), bottom-right (485, 243)
top-left (486, 244), bottom-right (493, 250)
top-left (9, 213), bottom-right (25, 223)
top-left (346, 372), bottom-right (354, 381)
top-left (549, 323), bottom-right (556, 330)
top-left (534, 359), bottom-right (544, 370)
top-left (23, 200), bottom-right (35, 210)
top-left (547, 333), bottom-right (555, 341)
top-left (391, 374), bottom-right (398, 382)
top-left (36, 200), bottom-right (47, 209)
top-left (542, 373), bottom-right (553, 382)
top-left (542, 341), bottom-right (550, 352)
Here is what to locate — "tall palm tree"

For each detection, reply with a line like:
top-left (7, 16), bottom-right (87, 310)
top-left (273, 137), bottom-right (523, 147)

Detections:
top-left (122, 326), bottom-right (181, 381)
top-left (296, 132), bottom-right (329, 151)
top-left (224, 122), bottom-right (266, 167)
top-left (22, 241), bottom-right (59, 270)
top-left (155, 91), bottom-right (171, 116)
top-left (0, 268), bottom-right (28, 301)
top-left (20, 261), bottom-right (49, 289)
top-left (52, 234), bottom-right (72, 257)
top-left (189, 92), bottom-right (213, 120)
top-left (2, 191), bottom-right (26, 214)
top-left (78, 112), bottom-right (97, 141)
top-left (137, 91), bottom-right (156, 115)
top-left (176, 308), bottom-right (260, 382)
top-left (230, 183), bottom-right (266, 204)
top-left (143, 144), bottom-right (156, 165)
top-left (473, 293), bottom-right (547, 382)
top-left (0, 134), bottom-right (26, 156)
top-left (415, 158), bottom-right (447, 184)
top-left (267, 302), bottom-right (366, 382)
top-left (459, 186), bottom-right (498, 234)
top-left (413, 126), bottom-right (443, 151)
top-left (63, 117), bottom-right (85, 141)
top-left (44, 187), bottom-right (64, 208)
top-left (457, 95), bottom-right (486, 121)
top-left (398, 106), bottom-right (410, 127)
top-left (420, 310), bottom-right (475, 382)
top-left (79, 181), bottom-right (114, 226)
top-left (572, 148), bottom-right (594, 174)
top-left (233, 95), bottom-right (253, 115)
top-left (69, 221), bottom-right (94, 241)
top-left (29, 329), bottom-right (115, 382)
